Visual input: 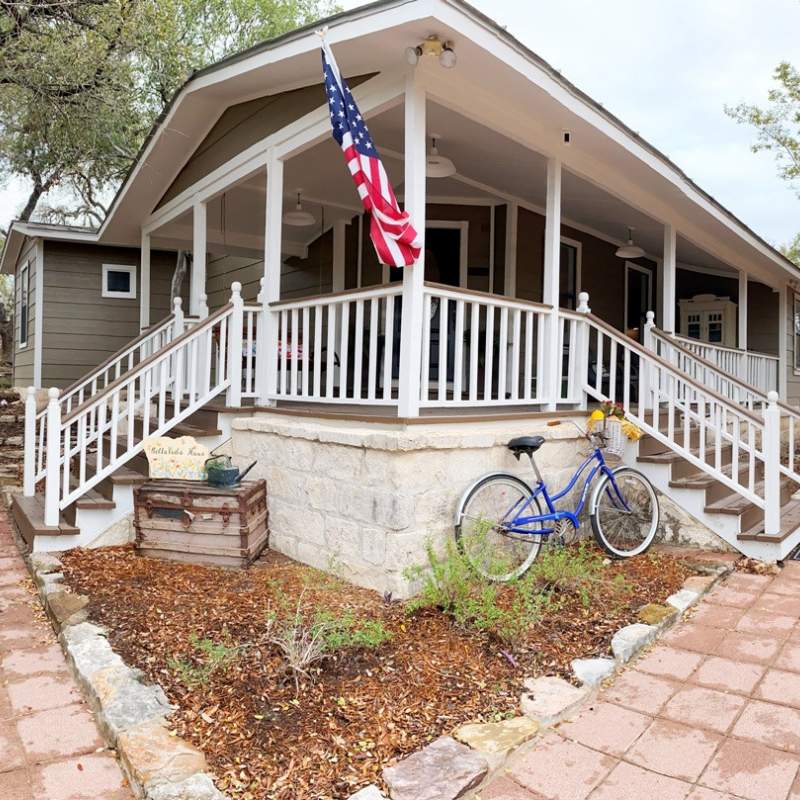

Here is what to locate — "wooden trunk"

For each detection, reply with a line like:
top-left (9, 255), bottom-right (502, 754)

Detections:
top-left (133, 479), bottom-right (268, 568)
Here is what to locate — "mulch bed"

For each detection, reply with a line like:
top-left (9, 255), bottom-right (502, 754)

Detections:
top-left (60, 545), bottom-right (692, 800)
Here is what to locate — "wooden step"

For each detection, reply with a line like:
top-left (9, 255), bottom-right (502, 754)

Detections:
top-left (11, 493), bottom-right (79, 547)
top-left (739, 498), bottom-right (800, 543)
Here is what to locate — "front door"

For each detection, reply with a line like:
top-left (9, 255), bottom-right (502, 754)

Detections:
top-left (625, 263), bottom-right (653, 342)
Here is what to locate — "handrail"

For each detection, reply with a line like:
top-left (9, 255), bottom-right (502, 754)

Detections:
top-left (62, 302), bottom-right (233, 425)
top-left (270, 283), bottom-right (402, 310)
top-left (588, 313), bottom-right (762, 423)
top-left (671, 332), bottom-right (779, 361)
top-left (423, 282), bottom-right (553, 314)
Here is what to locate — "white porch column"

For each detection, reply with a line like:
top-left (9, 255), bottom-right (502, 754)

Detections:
top-left (662, 223), bottom-right (677, 332)
top-left (190, 200), bottom-right (207, 317)
top-left (397, 71), bottom-right (427, 418)
top-left (140, 231), bottom-right (151, 330)
top-left (738, 271), bottom-right (748, 350)
top-left (778, 285), bottom-right (788, 399)
top-left (542, 158), bottom-right (561, 411)
top-left (259, 150), bottom-right (283, 405)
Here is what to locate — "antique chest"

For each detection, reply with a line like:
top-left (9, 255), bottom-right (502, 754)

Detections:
top-left (133, 479), bottom-right (268, 568)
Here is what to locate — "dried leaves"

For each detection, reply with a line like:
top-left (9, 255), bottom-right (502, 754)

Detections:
top-left (60, 545), bottom-right (691, 799)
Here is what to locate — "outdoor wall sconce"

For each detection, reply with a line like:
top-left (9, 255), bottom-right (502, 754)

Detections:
top-left (406, 35), bottom-right (457, 68)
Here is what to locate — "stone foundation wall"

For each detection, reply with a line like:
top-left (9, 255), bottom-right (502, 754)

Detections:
top-left (230, 412), bottom-right (733, 597)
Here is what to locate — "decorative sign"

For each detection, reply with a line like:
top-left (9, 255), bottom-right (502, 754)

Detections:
top-left (142, 436), bottom-right (210, 481)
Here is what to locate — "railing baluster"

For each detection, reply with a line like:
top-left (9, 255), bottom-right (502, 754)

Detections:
top-left (510, 309), bottom-right (521, 401)
top-left (470, 302), bottom-right (480, 402)
top-left (498, 306), bottom-right (508, 402)
top-left (420, 293), bottom-right (432, 403)
top-left (368, 298), bottom-right (378, 401)
top-left (354, 300), bottom-right (364, 401)
top-left (291, 308), bottom-right (300, 397)
top-left (325, 304), bottom-right (336, 399)
top-left (314, 306), bottom-right (323, 399)
top-left (383, 295), bottom-right (394, 401)
top-left (453, 300), bottom-right (465, 402)
top-left (438, 297), bottom-right (448, 402)
top-left (484, 305), bottom-right (495, 401)
top-left (338, 302), bottom-right (350, 400)
top-left (524, 311), bottom-right (533, 401)
top-left (302, 307), bottom-right (310, 398)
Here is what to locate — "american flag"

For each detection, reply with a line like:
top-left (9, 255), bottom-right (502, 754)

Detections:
top-left (322, 41), bottom-right (421, 267)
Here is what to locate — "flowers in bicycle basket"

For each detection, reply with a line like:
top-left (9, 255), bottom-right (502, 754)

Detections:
top-left (587, 401), bottom-right (642, 444)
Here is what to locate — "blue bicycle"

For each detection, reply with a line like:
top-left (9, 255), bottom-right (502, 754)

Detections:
top-left (454, 421), bottom-right (659, 582)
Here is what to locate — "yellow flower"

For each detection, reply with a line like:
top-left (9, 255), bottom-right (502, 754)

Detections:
top-left (590, 410), bottom-right (605, 421)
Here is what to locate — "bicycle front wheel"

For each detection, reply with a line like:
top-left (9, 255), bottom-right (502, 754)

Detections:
top-left (590, 467), bottom-right (659, 558)
top-left (456, 474), bottom-right (544, 582)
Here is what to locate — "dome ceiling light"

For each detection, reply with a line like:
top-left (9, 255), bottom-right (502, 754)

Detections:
top-left (426, 135), bottom-right (456, 179)
top-left (405, 35), bottom-right (457, 69)
top-left (283, 190), bottom-right (315, 227)
top-left (615, 226), bottom-right (645, 259)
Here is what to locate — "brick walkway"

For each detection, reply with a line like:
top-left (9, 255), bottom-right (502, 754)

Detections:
top-left (0, 514), bottom-right (131, 799)
top-left (482, 563), bottom-right (800, 800)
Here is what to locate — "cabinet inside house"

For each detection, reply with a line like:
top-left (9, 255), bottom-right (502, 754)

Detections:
top-left (678, 294), bottom-right (737, 347)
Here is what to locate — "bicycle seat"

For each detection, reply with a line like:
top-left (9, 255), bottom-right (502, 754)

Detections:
top-left (507, 435), bottom-right (546, 457)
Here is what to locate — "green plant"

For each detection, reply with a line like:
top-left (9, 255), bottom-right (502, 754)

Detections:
top-left (168, 632), bottom-right (241, 688)
top-left (527, 542), bottom-right (617, 607)
top-left (312, 610), bottom-right (392, 651)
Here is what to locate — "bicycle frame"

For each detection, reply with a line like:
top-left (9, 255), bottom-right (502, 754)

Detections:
top-left (502, 447), bottom-right (627, 537)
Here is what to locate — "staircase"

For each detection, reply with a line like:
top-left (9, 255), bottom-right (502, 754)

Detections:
top-left (13, 282), bottom-right (256, 553)
top-left (571, 306), bottom-right (800, 561)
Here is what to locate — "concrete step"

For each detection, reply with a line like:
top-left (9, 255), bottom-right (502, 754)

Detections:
top-left (11, 493), bottom-right (79, 548)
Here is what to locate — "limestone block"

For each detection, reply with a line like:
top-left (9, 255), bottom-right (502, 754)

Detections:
top-left (348, 785), bottom-right (387, 800)
top-left (118, 719), bottom-right (207, 790)
top-left (382, 736), bottom-right (488, 800)
top-left (637, 603), bottom-right (679, 627)
top-left (47, 590), bottom-right (89, 626)
top-left (313, 443), bottom-right (364, 479)
top-left (683, 575), bottom-right (715, 593)
top-left (324, 516), bottom-right (363, 560)
top-left (666, 588), bottom-right (701, 613)
top-left (454, 716), bottom-right (539, 754)
top-left (361, 528), bottom-right (387, 566)
top-left (520, 676), bottom-right (590, 727)
top-left (61, 623), bottom-right (125, 687)
top-left (145, 773), bottom-right (227, 800)
top-left (571, 657), bottom-right (615, 687)
top-left (29, 552), bottom-right (63, 574)
top-left (611, 623), bottom-right (658, 663)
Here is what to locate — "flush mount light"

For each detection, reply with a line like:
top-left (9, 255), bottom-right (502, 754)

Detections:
top-left (405, 35), bottom-right (456, 69)
top-left (282, 191), bottom-right (315, 227)
top-left (615, 226), bottom-right (645, 259)
top-left (426, 135), bottom-right (456, 179)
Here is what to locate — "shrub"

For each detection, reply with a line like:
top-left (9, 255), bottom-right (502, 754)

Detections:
top-left (168, 632), bottom-right (241, 688)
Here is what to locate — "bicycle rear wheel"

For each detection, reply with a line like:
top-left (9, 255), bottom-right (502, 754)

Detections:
top-left (456, 473), bottom-right (545, 582)
top-left (590, 467), bottom-right (659, 558)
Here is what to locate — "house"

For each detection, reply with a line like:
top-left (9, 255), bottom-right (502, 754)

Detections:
top-left (2, 0), bottom-right (799, 595)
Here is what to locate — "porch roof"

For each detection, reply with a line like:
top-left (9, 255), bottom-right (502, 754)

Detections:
top-left (1, 0), bottom-right (797, 282)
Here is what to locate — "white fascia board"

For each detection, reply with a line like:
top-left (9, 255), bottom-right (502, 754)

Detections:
top-left (433, 0), bottom-right (795, 276)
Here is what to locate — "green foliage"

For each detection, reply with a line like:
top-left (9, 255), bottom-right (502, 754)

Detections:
top-left (782, 232), bottom-right (800, 266)
top-left (168, 632), bottom-right (241, 688)
top-left (526, 541), bottom-right (609, 606)
top-left (312, 610), bottom-right (392, 651)
top-left (0, 0), bottom-right (341, 223)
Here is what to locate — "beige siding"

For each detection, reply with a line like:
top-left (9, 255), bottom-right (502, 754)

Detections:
top-left (282, 230), bottom-right (333, 299)
top-left (207, 254), bottom-right (262, 310)
top-left (41, 242), bottom-right (180, 388)
top-left (786, 286), bottom-right (800, 406)
top-left (157, 75), bottom-right (374, 209)
top-left (13, 238), bottom-right (37, 387)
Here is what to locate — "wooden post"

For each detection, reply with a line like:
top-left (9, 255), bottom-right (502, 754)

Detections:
top-left (576, 292), bottom-right (591, 410)
top-left (397, 71), bottom-right (427, 418)
top-left (197, 293), bottom-right (210, 396)
top-left (641, 310), bottom-right (656, 413)
top-left (172, 297), bottom-right (184, 339)
top-left (255, 278), bottom-right (267, 403)
top-left (190, 200), bottom-right (207, 317)
top-left (140, 231), bottom-right (151, 331)
top-left (44, 387), bottom-right (61, 527)
top-left (227, 282), bottom-right (244, 407)
top-left (763, 390), bottom-right (781, 537)
top-left (261, 152), bottom-right (283, 405)
top-left (23, 386), bottom-right (36, 497)
top-left (662, 224), bottom-right (676, 333)
top-left (542, 158), bottom-right (561, 411)
top-left (778, 286), bottom-right (788, 399)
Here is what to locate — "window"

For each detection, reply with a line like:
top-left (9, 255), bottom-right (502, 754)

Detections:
top-left (18, 262), bottom-right (29, 348)
top-left (794, 293), bottom-right (800, 371)
top-left (102, 263), bottom-right (136, 299)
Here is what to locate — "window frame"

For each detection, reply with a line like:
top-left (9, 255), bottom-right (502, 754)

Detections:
top-left (18, 261), bottom-right (30, 349)
top-left (793, 292), bottom-right (800, 373)
top-left (101, 263), bottom-right (137, 300)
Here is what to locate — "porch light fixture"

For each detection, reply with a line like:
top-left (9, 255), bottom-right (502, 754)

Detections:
top-left (405, 35), bottom-right (457, 69)
top-left (283, 191), bottom-right (315, 227)
top-left (426, 135), bottom-right (456, 178)
top-left (615, 227), bottom-right (645, 259)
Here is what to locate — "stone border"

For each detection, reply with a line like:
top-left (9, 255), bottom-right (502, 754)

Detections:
top-left (361, 559), bottom-right (734, 800)
top-left (25, 551), bottom-right (228, 800)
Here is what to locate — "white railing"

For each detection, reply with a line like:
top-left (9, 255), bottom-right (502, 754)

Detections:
top-left (420, 283), bottom-right (554, 407)
top-left (28, 284), bottom-right (245, 525)
top-left (670, 333), bottom-right (779, 395)
top-left (269, 284), bottom-right (403, 405)
top-left (575, 296), bottom-right (782, 536)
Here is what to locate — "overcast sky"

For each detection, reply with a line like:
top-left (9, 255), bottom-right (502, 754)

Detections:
top-left (1, 0), bottom-right (798, 247)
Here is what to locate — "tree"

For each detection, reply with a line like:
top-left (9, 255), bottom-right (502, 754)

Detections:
top-left (726, 62), bottom-right (800, 257)
top-left (0, 0), bottom-right (339, 226)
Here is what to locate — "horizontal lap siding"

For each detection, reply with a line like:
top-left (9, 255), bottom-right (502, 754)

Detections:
top-left (282, 229), bottom-right (333, 299)
top-left (41, 242), bottom-right (178, 388)
top-left (786, 286), bottom-right (800, 407)
top-left (207, 255), bottom-right (262, 310)
top-left (13, 238), bottom-right (37, 387)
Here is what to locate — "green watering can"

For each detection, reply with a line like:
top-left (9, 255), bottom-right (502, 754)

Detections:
top-left (204, 455), bottom-right (257, 487)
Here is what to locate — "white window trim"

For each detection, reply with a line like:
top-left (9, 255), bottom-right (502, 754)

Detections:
top-left (102, 263), bottom-right (137, 299)
top-left (624, 261), bottom-right (654, 333)
top-left (560, 235), bottom-right (583, 308)
top-left (18, 261), bottom-right (29, 349)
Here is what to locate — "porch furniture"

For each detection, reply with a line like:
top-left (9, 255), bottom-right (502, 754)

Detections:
top-left (133, 478), bottom-right (268, 568)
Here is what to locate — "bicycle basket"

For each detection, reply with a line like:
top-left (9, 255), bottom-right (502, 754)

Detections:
top-left (602, 418), bottom-right (626, 459)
